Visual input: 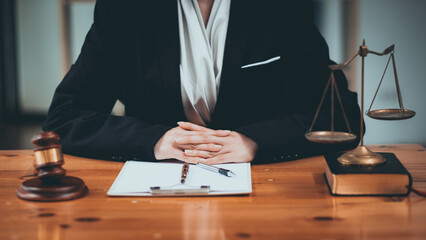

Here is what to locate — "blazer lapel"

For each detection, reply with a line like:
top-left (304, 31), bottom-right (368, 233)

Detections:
top-left (155, 0), bottom-right (185, 119)
top-left (211, 0), bottom-right (250, 125)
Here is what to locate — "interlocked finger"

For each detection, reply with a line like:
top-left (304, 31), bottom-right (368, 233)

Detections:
top-left (196, 143), bottom-right (223, 151)
top-left (175, 134), bottom-right (224, 145)
top-left (184, 149), bottom-right (217, 158)
top-left (177, 151), bottom-right (205, 164)
top-left (179, 143), bottom-right (223, 152)
top-left (214, 130), bottom-right (231, 137)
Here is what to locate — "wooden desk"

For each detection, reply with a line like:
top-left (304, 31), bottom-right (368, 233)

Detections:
top-left (1, 145), bottom-right (425, 240)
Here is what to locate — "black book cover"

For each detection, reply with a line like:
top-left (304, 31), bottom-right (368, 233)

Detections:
top-left (324, 152), bottom-right (412, 196)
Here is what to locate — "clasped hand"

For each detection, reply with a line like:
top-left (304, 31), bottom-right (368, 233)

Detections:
top-left (154, 122), bottom-right (258, 164)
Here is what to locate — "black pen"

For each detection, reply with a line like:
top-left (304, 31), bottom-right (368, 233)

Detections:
top-left (181, 162), bottom-right (189, 184)
top-left (197, 163), bottom-right (236, 177)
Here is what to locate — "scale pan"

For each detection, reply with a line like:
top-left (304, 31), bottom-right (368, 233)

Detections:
top-left (305, 131), bottom-right (357, 144)
top-left (366, 109), bottom-right (415, 120)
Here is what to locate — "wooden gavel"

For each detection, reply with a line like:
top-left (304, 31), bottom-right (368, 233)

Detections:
top-left (16, 131), bottom-right (88, 201)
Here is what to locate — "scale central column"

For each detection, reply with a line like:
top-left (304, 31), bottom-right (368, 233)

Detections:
top-left (337, 40), bottom-right (385, 166)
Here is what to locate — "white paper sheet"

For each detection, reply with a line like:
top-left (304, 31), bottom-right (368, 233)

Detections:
top-left (107, 161), bottom-right (252, 196)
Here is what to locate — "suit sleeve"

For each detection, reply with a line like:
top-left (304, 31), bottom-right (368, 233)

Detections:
top-left (43, 0), bottom-right (171, 160)
top-left (235, 0), bottom-right (362, 163)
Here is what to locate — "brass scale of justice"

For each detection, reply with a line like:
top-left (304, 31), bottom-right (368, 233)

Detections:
top-left (305, 40), bottom-right (415, 166)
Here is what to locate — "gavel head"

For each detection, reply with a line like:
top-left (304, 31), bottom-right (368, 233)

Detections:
top-left (31, 131), bottom-right (66, 179)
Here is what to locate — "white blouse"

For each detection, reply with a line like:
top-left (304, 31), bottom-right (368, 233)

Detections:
top-left (177, 0), bottom-right (231, 126)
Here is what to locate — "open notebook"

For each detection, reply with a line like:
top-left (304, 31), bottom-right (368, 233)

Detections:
top-left (107, 161), bottom-right (252, 196)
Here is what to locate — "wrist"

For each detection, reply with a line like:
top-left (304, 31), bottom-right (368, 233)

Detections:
top-left (234, 131), bottom-right (258, 155)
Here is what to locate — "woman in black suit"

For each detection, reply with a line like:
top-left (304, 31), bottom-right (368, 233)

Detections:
top-left (44, 0), bottom-right (361, 164)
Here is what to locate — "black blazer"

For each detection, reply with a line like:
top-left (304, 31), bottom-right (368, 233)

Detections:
top-left (43, 0), bottom-right (361, 163)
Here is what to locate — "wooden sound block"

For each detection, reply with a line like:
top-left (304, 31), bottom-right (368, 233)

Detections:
top-left (17, 176), bottom-right (88, 202)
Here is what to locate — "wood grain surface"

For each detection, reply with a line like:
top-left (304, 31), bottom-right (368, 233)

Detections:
top-left (0, 145), bottom-right (425, 240)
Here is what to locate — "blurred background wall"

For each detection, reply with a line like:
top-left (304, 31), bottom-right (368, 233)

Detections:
top-left (0, 0), bottom-right (425, 149)
top-left (16, 0), bottom-right (95, 114)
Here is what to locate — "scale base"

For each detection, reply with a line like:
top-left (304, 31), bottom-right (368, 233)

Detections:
top-left (338, 145), bottom-right (386, 166)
